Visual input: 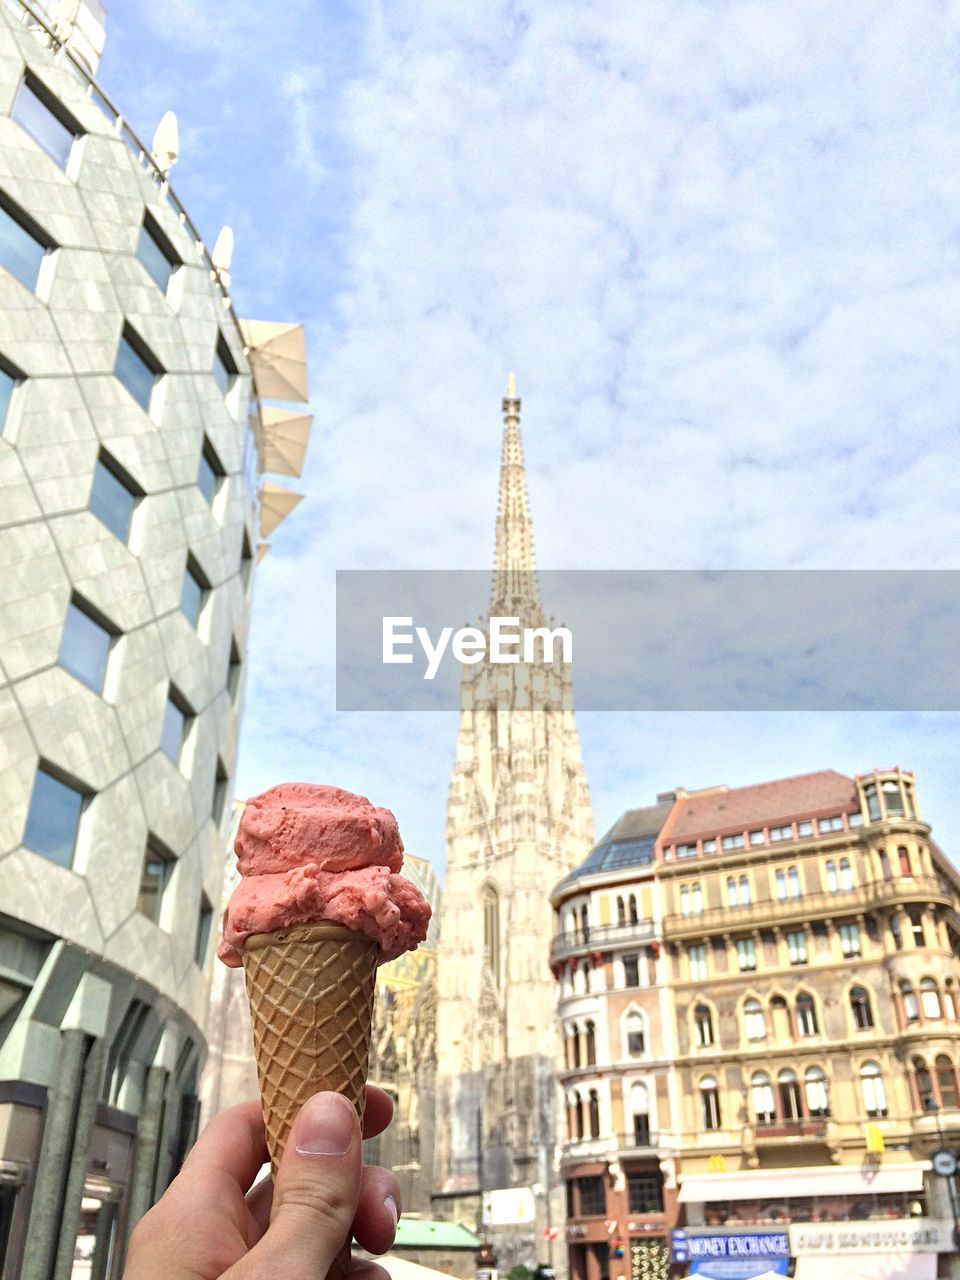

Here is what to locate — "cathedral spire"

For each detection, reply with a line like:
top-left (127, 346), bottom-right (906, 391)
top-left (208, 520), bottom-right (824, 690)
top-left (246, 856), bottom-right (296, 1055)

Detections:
top-left (492, 374), bottom-right (542, 621)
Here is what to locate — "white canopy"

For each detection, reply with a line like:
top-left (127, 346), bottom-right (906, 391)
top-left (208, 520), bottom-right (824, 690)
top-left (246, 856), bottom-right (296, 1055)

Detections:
top-left (376, 1256), bottom-right (462, 1280)
top-left (678, 1161), bottom-right (929, 1203)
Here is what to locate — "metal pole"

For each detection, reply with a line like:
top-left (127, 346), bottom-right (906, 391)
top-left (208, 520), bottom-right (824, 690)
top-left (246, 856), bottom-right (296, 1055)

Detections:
top-left (476, 1106), bottom-right (484, 1237)
top-left (21, 1028), bottom-right (86, 1280)
top-left (53, 1036), bottom-right (106, 1280)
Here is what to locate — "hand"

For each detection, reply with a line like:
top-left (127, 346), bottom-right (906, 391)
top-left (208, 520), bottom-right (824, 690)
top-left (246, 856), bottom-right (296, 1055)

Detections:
top-left (124, 1087), bottom-right (400, 1280)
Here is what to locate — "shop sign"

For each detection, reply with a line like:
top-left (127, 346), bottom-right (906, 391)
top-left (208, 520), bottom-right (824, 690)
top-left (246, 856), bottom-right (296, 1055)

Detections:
top-left (789, 1219), bottom-right (953, 1255)
top-left (673, 1230), bottom-right (789, 1279)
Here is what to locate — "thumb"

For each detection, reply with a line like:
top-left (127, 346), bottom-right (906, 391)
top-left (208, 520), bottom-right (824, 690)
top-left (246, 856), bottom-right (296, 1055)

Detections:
top-left (237, 1092), bottom-right (362, 1280)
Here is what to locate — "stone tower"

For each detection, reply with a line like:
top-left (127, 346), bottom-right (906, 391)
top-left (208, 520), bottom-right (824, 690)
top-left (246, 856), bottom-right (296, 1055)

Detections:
top-left (434, 379), bottom-right (594, 1271)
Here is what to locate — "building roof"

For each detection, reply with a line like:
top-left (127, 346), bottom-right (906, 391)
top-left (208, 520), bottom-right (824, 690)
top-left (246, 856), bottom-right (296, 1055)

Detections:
top-left (392, 1220), bottom-right (480, 1250)
top-left (666, 769), bottom-right (859, 841)
top-left (556, 799), bottom-right (674, 890)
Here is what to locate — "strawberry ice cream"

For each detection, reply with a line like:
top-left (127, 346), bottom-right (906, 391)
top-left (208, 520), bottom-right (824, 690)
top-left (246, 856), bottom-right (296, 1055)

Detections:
top-left (217, 782), bottom-right (431, 967)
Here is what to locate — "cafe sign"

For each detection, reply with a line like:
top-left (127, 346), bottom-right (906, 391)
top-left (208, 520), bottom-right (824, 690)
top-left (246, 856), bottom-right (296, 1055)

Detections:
top-left (789, 1219), bottom-right (953, 1255)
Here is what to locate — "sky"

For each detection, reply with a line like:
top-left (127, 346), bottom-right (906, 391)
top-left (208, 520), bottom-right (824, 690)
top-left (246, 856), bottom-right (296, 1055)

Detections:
top-left (99, 0), bottom-right (960, 874)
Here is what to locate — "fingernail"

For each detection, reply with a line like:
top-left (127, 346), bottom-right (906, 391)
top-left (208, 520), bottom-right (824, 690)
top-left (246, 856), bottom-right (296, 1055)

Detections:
top-left (294, 1092), bottom-right (357, 1157)
top-left (385, 1195), bottom-right (399, 1228)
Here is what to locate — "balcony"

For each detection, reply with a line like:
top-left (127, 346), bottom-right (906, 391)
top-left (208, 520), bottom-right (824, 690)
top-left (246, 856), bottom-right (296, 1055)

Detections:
top-left (562, 1131), bottom-right (660, 1163)
top-left (551, 919), bottom-right (656, 962)
top-left (754, 1119), bottom-right (828, 1141)
top-left (663, 875), bottom-right (951, 941)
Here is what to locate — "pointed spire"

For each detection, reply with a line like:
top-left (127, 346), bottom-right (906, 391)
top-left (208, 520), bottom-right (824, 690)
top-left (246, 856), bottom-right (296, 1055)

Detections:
top-left (491, 374), bottom-right (542, 622)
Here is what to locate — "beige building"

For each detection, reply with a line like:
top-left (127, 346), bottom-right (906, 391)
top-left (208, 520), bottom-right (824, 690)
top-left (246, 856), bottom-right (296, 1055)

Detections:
top-left (552, 767), bottom-right (960, 1280)
top-left (434, 381), bottom-right (594, 1273)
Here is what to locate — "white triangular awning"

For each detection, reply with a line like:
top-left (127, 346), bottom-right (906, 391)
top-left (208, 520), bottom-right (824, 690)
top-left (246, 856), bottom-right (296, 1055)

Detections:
top-left (240, 319), bottom-right (308, 402)
top-left (258, 481), bottom-right (304, 537)
top-left (375, 1256), bottom-right (461, 1280)
top-left (260, 406), bottom-right (313, 477)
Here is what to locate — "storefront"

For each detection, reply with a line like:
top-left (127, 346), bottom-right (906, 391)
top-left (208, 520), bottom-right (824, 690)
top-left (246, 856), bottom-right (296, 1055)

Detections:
top-left (675, 1163), bottom-right (951, 1279)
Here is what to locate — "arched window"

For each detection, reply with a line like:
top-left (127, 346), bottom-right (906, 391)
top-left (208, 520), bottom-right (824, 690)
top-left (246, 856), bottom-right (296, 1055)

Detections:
top-left (740, 874), bottom-right (752, 905)
top-left (788, 867), bottom-right (801, 898)
top-left (865, 784), bottom-right (880, 821)
top-left (625, 1011), bottom-right (645, 1058)
top-left (617, 896), bottom-right (626, 925)
top-left (770, 994), bottom-right (790, 1040)
top-left (570, 1023), bottom-right (581, 1068)
top-left (899, 846), bottom-right (913, 877)
top-left (631, 1081), bottom-right (651, 1145)
top-left (580, 905), bottom-right (589, 941)
top-left (775, 869), bottom-right (787, 901)
top-left (744, 998), bottom-right (766, 1041)
top-left (588, 1088), bottom-right (600, 1138)
top-left (694, 1003), bottom-right (714, 1048)
top-left (826, 860), bottom-right (838, 894)
top-left (727, 876), bottom-right (739, 908)
top-left (900, 980), bottom-right (920, 1023)
top-left (751, 1072), bottom-right (775, 1126)
top-left (884, 780), bottom-right (905, 816)
top-left (628, 895), bottom-right (639, 925)
top-left (839, 858), bottom-right (853, 891)
top-left (779, 1069), bottom-right (803, 1121)
top-left (879, 848), bottom-right (892, 881)
top-left (585, 1020), bottom-right (597, 1065)
top-left (575, 1093), bottom-right (585, 1139)
top-left (913, 1056), bottom-right (934, 1111)
top-left (805, 1066), bottom-right (829, 1117)
top-left (921, 978), bottom-right (942, 1019)
top-left (797, 992), bottom-right (818, 1036)
top-left (936, 1055), bottom-right (958, 1109)
top-left (851, 986), bottom-right (874, 1030)
top-left (483, 885), bottom-right (501, 987)
top-left (945, 980), bottom-right (958, 1021)
top-left (860, 1062), bottom-right (887, 1118)
top-left (700, 1076), bottom-right (721, 1130)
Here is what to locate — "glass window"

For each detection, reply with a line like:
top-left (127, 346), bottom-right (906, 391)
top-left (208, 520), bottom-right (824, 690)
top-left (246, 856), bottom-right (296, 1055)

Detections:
top-left (677, 842), bottom-right (698, 858)
top-left (883, 780), bottom-right (904, 816)
top-left (851, 985), bottom-right (874, 1029)
top-left (727, 876), bottom-right (739, 907)
top-left (691, 882), bottom-right (702, 913)
top-left (227, 637), bottom-right (242, 701)
top-left (585, 1021), bottom-right (597, 1066)
top-left (826, 860), bottom-right (838, 893)
top-left (195, 895), bottom-right (213, 964)
top-left (89, 454), bottom-right (138, 542)
top-left (160, 691), bottom-right (190, 763)
top-left (744, 999), bottom-right (766, 1040)
top-left (240, 529), bottom-right (254, 589)
top-left (59, 598), bottom-right (114, 693)
top-left (797, 820), bottom-right (813, 837)
top-left (23, 766), bottom-right (86, 866)
top-left (901, 981), bottom-right (919, 1022)
top-left (787, 930), bottom-right (807, 964)
top-left (839, 858), bottom-right (853, 891)
top-left (577, 1176), bottom-right (605, 1217)
top-left (137, 842), bottom-right (173, 922)
top-left (819, 816), bottom-right (843, 833)
top-left (180, 559), bottom-right (207, 627)
top-left (920, 978), bottom-right (942, 1019)
top-left (865, 784), bottom-right (880, 821)
top-left (702, 838), bottom-right (716, 853)
top-left (779, 1069), bottom-right (803, 1121)
top-left (699, 1077), bottom-right (721, 1130)
top-left (839, 923), bottom-right (860, 956)
top-left (775, 868), bottom-right (787, 901)
top-left (694, 1003), bottom-right (714, 1047)
top-left (623, 954), bottom-right (639, 987)
top-left (736, 937), bottom-right (756, 972)
top-left (770, 824), bottom-right (792, 841)
top-left (752, 1072), bottom-right (775, 1124)
top-left (899, 846), bottom-right (914, 878)
top-left (936, 1056), bottom-right (957, 1109)
top-left (797, 992), bottom-right (819, 1036)
top-left (688, 944), bottom-right (707, 981)
top-left (197, 438), bottom-right (224, 504)
top-left (625, 1012), bottom-right (645, 1057)
top-left (722, 833), bottom-right (744, 850)
top-left (849, 811), bottom-right (864, 827)
top-left (0, 196), bottom-right (50, 290)
top-left (787, 867), bottom-right (801, 898)
top-left (212, 758), bottom-right (228, 824)
top-left (749, 830), bottom-right (764, 846)
top-left (212, 332), bottom-right (237, 395)
top-left (627, 1172), bottom-right (663, 1214)
top-left (136, 218), bottom-right (177, 293)
top-left (0, 359), bottom-right (21, 430)
top-left (739, 874), bottom-right (751, 905)
top-left (861, 1062), bottom-right (887, 1117)
top-left (891, 915), bottom-right (903, 950)
top-left (12, 77), bottom-right (78, 167)
top-left (805, 1066), bottom-right (829, 1117)
top-left (115, 327), bottom-right (161, 412)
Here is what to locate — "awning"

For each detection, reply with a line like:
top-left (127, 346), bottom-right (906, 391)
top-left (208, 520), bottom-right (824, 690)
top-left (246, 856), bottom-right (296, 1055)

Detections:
top-left (240, 320), bottom-right (309, 402)
top-left (258, 480), bottom-right (305, 537)
top-left (260, 406), bottom-right (313, 477)
top-left (795, 1256), bottom-right (935, 1280)
top-left (678, 1162), bottom-right (929, 1203)
top-left (377, 1256), bottom-right (462, 1280)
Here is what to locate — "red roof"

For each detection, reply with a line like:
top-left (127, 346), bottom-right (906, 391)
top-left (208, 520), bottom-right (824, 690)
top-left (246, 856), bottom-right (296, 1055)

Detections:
top-left (667, 769), bottom-right (859, 841)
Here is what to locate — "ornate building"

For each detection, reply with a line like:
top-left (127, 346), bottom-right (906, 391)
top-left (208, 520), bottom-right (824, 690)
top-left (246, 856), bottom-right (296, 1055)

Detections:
top-left (434, 380), bottom-right (594, 1271)
top-left (552, 767), bottom-right (960, 1280)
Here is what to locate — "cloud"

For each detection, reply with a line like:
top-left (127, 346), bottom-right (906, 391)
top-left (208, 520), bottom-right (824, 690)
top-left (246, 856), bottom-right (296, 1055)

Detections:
top-left (100, 2), bottom-right (960, 871)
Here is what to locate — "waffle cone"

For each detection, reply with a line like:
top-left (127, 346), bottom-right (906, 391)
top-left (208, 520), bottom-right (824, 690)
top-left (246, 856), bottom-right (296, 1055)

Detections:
top-left (242, 922), bottom-right (378, 1276)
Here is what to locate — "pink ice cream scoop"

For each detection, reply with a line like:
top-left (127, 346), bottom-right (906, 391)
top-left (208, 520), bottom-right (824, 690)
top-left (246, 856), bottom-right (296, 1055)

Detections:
top-left (217, 783), bottom-right (431, 967)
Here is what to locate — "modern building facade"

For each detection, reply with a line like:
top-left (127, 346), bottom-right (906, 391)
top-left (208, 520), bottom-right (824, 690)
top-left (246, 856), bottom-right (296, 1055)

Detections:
top-left (553, 768), bottom-right (960, 1280)
top-left (0, 5), bottom-right (309, 1277)
top-left (434, 381), bottom-right (595, 1274)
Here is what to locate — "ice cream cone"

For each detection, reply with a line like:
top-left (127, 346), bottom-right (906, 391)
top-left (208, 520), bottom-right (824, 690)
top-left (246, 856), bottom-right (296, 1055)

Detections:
top-left (242, 921), bottom-right (378, 1277)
